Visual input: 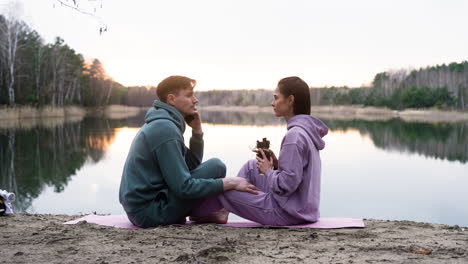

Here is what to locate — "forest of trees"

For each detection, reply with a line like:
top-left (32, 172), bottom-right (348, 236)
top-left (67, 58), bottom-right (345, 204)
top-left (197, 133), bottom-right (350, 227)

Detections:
top-left (365, 62), bottom-right (467, 109)
top-left (310, 62), bottom-right (468, 110)
top-left (126, 86), bottom-right (156, 107)
top-left (1, 14), bottom-right (467, 111)
top-left (125, 88), bottom-right (274, 108)
top-left (0, 14), bottom-right (127, 107)
top-left (196, 89), bottom-right (273, 107)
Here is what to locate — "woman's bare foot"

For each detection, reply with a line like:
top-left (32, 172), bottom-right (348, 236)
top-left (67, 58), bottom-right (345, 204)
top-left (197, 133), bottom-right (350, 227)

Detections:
top-left (189, 209), bottom-right (229, 224)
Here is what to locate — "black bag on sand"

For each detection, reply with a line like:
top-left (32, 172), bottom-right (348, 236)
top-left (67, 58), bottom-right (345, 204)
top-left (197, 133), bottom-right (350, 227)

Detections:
top-left (0, 196), bottom-right (6, 216)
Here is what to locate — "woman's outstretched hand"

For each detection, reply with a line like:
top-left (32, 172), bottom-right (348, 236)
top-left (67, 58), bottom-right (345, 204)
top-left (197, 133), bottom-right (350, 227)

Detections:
top-left (256, 148), bottom-right (274, 174)
top-left (222, 177), bottom-right (259, 194)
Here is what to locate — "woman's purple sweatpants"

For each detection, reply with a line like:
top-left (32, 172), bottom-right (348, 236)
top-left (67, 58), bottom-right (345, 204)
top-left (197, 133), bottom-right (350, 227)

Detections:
top-left (190, 160), bottom-right (297, 226)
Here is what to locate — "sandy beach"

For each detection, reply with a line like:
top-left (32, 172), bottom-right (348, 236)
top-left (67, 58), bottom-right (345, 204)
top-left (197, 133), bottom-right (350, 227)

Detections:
top-left (2, 214), bottom-right (467, 263)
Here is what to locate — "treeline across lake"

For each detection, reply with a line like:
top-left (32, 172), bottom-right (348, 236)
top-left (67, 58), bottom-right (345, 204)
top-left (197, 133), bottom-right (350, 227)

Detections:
top-left (123, 87), bottom-right (274, 107)
top-left (0, 15), bottom-right (127, 107)
top-left (311, 62), bottom-right (468, 110)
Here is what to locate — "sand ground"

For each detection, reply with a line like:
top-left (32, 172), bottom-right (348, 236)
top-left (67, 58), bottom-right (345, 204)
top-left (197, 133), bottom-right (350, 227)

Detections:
top-left (1, 214), bottom-right (467, 264)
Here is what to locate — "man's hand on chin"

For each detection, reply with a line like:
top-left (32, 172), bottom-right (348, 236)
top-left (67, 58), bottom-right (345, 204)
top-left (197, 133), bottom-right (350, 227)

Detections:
top-left (186, 111), bottom-right (203, 134)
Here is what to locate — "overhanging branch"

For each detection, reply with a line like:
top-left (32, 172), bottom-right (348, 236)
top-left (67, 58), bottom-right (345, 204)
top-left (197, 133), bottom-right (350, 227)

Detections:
top-left (55, 0), bottom-right (97, 17)
top-left (53, 0), bottom-right (107, 34)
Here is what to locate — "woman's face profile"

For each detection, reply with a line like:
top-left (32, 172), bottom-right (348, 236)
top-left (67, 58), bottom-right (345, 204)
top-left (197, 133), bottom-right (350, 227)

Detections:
top-left (272, 87), bottom-right (293, 118)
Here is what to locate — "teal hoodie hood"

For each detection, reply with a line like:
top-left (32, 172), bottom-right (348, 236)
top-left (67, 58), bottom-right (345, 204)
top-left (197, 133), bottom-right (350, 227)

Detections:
top-left (145, 100), bottom-right (186, 133)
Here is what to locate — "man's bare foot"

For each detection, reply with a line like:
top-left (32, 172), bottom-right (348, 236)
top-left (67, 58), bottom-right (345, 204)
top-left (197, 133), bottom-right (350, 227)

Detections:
top-left (189, 209), bottom-right (229, 224)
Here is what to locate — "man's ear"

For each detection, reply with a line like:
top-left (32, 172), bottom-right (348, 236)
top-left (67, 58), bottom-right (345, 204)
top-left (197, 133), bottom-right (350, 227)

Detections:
top-left (166, 94), bottom-right (176, 106)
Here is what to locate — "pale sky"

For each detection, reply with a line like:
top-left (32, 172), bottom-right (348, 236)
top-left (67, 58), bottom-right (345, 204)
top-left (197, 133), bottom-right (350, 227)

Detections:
top-left (2, 0), bottom-right (468, 90)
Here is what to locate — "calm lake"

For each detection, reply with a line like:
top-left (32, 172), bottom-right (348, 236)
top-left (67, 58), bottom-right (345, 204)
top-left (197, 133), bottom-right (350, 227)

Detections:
top-left (1, 110), bottom-right (467, 226)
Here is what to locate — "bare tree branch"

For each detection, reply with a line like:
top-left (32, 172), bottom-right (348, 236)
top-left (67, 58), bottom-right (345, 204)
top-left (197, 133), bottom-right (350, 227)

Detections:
top-left (55, 0), bottom-right (97, 18)
top-left (54, 0), bottom-right (107, 33)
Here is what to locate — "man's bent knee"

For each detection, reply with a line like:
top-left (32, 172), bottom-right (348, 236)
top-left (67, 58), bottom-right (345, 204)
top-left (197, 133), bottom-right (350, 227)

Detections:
top-left (205, 158), bottom-right (226, 179)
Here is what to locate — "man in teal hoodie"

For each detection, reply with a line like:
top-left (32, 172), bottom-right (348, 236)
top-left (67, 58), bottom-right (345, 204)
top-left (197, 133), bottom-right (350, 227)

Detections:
top-left (119, 76), bottom-right (258, 227)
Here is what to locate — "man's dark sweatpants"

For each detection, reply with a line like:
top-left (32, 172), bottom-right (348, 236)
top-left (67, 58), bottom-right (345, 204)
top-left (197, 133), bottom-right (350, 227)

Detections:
top-left (127, 158), bottom-right (226, 227)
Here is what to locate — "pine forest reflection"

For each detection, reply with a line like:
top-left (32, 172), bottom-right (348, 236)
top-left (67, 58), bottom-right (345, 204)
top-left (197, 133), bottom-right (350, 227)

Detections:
top-left (323, 119), bottom-right (468, 164)
top-left (0, 119), bottom-right (120, 212)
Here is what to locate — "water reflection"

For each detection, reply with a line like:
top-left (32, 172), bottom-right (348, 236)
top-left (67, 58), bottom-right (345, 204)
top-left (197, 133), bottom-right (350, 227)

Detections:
top-left (201, 111), bottom-right (467, 164)
top-left (0, 118), bottom-right (121, 212)
top-left (324, 119), bottom-right (468, 164)
top-left (0, 111), bottom-right (467, 223)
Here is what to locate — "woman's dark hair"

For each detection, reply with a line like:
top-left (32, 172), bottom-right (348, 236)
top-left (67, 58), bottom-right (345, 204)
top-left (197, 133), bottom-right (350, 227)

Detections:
top-left (277, 76), bottom-right (311, 115)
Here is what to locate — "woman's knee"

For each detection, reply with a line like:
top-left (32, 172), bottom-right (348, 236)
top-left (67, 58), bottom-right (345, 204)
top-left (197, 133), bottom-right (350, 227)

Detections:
top-left (237, 159), bottom-right (257, 179)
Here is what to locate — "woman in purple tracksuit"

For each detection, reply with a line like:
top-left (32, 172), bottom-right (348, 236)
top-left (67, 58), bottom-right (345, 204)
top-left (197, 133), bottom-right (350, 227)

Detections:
top-left (191, 76), bottom-right (329, 225)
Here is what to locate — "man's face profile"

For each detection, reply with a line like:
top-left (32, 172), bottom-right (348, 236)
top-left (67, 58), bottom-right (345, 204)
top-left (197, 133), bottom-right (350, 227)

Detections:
top-left (167, 88), bottom-right (198, 117)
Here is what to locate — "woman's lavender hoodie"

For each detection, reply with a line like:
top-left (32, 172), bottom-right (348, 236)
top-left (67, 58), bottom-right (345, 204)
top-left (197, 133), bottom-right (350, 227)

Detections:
top-left (266, 114), bottom-right (328, 223)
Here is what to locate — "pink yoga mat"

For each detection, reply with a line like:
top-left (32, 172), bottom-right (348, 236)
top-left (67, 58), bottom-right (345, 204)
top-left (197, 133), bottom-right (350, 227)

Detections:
top-left (64, 214), bottom-right (365, 229)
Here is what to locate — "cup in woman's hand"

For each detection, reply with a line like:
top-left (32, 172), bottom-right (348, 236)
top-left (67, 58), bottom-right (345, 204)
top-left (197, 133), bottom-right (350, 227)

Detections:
top-left (256, 138), bottom-right (271, 160)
